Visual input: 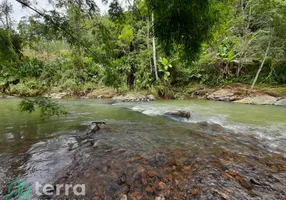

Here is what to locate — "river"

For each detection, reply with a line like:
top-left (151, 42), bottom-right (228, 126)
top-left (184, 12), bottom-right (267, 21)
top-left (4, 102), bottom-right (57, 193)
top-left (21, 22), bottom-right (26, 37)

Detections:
top-left (0, 98), bottom-right (286, 199)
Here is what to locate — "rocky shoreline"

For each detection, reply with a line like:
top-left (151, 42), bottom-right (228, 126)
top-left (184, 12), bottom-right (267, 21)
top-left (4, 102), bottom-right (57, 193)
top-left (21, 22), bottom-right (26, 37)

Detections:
top-left (49, 121), bottom-right (286, 200)
top-left (48, 86), bottom-right (286, 107)
top-left (2, 86), bottom-right (286, 106)
top-left (206, 88), bottom-right (286, 106)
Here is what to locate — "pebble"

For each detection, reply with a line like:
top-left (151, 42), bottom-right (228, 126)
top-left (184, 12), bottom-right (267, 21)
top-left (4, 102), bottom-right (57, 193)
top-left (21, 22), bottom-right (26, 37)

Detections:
top-left (145, 186), bottom-right (153, 193)
top-left (137, 166), bottom-right (146, 173)
top-left (120, 194), bottom-right (127, 200)
top-left (189, 189), bottom-right (200, 195)
top-left (148, 171), bottom-right (157, 177)
top-left (222, 172), bottom-right (232, 180)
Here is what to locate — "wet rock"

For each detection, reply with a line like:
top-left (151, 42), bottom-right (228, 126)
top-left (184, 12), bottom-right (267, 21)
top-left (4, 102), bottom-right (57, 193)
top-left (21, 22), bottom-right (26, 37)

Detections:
top-left (148, 155), bottom-right (166, 167)
top-left (129, 191), bottom-right (143, 199)
top-left (274, 98), bottom-right (286, 106)
top-left (155, 196), bottom-right (165, 200)
top-left (172, 171), bottom-right (180, 177)
top-left (235, 95), bottom-right (278, 105)
top-left (112, 94), bottom-right (147, 102)
top-left (91, 196), bottom-right (102, 200)
top-left (129, 155), bottom-right (144, 162)
top-left (147, 95), bottom-right (156, 101)
top-left (120, 194), bottom-right (127, 200)
top-left (155, 182), bottom-right (166, 190)
top-left (227, 169), bottom-right (238, 176)
top-left (86, 88), bottom-right (117, 99)
top-left (147, 171), bottom-right (157, 178)
top-left (189, 189), bottom-right (200, 195)
top-left (141, 173), bottom-right (148, 184)
top-left (163, 166), bottom-right (172, 173)
top-left (207, 89), bottom-right (242, 101)
top-left (102, 166), bottom-right (109, 173)
top-left (227, 169), bottom-right (252, 190)
top-left (120, 184), bottom-right (130, 194)
top-left (235, 175), bottom-right (252, 190)
top-left (145, 185), bottom-right (153, 193)
top-left (183, 160), bottom-right (192, 166)
top-left (45, 92), bottom-right (68, 99)
top-left (118, 173), bottom-right (127, 185)
top-left (137, 166), bottom-right (146, 173)
top-left (222, 172), bottom-right (232, 180)
top-left (212, 189), bottom-right (230, 200)
top-left (165, 110), bottom-right (192, 119)
top-left (183, 166), bottom-right (192, 172)
top-left (158, 188), bottom-right (171, 197)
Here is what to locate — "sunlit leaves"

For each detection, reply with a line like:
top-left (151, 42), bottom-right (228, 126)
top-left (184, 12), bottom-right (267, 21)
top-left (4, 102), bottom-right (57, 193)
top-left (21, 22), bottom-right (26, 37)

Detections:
top-left (118, 24), bottom-right (134, 46)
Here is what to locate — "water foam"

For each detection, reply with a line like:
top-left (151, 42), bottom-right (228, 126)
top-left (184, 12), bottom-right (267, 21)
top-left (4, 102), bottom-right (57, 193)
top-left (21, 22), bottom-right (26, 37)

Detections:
top-left (129, 103), bottom-right (286, 152)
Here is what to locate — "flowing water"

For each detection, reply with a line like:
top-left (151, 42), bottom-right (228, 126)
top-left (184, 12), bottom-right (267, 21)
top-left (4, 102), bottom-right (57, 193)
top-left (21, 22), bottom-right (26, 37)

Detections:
top-left (0, 98), bottom-right (286, 199)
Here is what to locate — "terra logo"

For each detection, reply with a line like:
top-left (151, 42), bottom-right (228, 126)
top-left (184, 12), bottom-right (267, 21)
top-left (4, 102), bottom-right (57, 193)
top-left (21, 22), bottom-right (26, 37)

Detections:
top-left (4, 179), bottom-right (31, 200)
top-left (4, 180), bottom-right (86, 199)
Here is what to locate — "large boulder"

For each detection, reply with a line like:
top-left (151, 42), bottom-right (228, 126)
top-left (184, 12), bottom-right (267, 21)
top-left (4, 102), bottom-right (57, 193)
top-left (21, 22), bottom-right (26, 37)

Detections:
top-left (45, 92), bottom-right (68, 99)
top-left (235, 95), bottom-right (278, 105)
top-left (87, 88), bottom-right (117, 99)
top-left (112, 93), bottom-right (156, 102)
top-left (112, 93), bottom-right (147, 102)
top-left (146, 94), bottom-right (156, 101)
top-left (165, 110), bottom-right (192, 119)
top-left (207, 89), bottom-right (242, 102)
top-left (274, 99), bottom-right (286, 106)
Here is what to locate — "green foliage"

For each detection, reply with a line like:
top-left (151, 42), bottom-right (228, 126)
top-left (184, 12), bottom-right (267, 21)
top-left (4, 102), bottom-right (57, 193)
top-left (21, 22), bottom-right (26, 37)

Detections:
top-left (118, 25), bottom-right (134, 47)
top-left (147, 0), bottom-right (220, 60)
top-left (158, 57), bottom-right (172, 81)
top-left (19, 97), bottom-right (68, 119)
top-left (0, 29), bottom-right (18, 65)
top-left (108, 0), bottom-right (124, 21)
top-left (1, 0), bottom-right (286, 108)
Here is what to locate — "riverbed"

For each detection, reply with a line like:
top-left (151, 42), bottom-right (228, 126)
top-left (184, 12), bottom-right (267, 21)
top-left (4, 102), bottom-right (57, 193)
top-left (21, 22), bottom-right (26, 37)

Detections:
top-left (0, 99), bottom-right (286, 199)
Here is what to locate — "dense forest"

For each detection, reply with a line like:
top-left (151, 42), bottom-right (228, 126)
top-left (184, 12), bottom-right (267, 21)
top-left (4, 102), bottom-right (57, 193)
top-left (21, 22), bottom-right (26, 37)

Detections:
top-left (1, 0), bottom-right (286, 101)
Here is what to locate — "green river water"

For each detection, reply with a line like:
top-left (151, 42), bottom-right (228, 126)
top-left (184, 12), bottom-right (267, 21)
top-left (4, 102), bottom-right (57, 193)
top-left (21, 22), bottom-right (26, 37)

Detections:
top-left (0, 98), bottom-right (286, 199)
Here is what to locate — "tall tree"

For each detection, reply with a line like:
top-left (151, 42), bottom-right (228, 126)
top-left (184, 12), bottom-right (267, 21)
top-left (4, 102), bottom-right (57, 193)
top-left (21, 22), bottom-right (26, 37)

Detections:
top-left (151, 11), bottom-right (158, 80)
top-left (108, 0), bottom-right (124, 21)
top-left (147, 0), bottom-right (220, 60)
top-left (0, 0), bottom-right (13, 30)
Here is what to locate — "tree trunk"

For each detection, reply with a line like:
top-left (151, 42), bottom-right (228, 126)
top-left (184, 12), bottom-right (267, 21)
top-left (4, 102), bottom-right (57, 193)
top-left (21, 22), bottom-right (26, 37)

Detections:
top-left (152, 12), bottom-right (159, 80)
top-left (147, 17), bottom-right (152, 73)
top-left (5, 13), bottom-right (9, 30)
top-left (250, 38), bottom-right (271, 91)
top-left (238, 0), bottom-right (252, 77)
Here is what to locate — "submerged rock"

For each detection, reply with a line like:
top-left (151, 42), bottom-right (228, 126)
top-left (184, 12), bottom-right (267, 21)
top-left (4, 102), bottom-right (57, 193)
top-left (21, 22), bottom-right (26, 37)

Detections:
top-left (165, 110), bottom-right (192, 119)
top-left (235, 95), bottom-right (278, 105)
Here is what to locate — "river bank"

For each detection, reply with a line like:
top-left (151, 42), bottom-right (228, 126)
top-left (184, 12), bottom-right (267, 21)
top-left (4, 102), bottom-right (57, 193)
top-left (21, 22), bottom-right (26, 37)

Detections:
top-left (1, 84), bottom-right (286, 106)
top-left (42, 84), bottom-right (286, 106)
